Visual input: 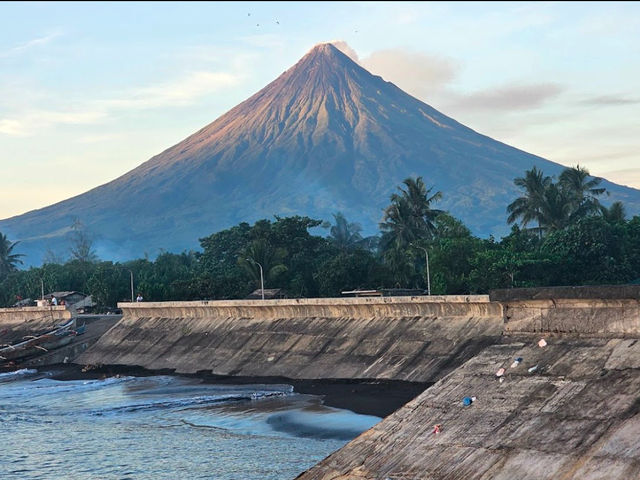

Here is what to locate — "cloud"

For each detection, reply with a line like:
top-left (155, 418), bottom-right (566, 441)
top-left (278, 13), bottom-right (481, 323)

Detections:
top-left (579, 95), bottom-right (640, 106)
top-left (451, 83), bottom-right (565, 112)
top-left (0, 119), bottom-right (27, 136)
top-left (76, 133), bottom-right (124, 144)
top-left (0, 32), bottom-right (62, 58)
top-left (0, 70), bottom-right (242, 137)
top-left (360, 48), bottom-right (459, 98)
top-left (101, 71), bottom-right (241, 110)
top-left (0, 109), bottom-right (107, 138)
top-left (330, 41), bottom-right (360, 63)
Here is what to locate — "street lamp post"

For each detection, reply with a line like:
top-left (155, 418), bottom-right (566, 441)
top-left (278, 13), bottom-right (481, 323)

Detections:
top-left (40, 278), bottom-right (44, 300)
top-left (128, 270), bottom-right (134, 302)
top-left (411, 244), bottom-right (431, 295)
top-left (247, 258), bottom-right (265, 300)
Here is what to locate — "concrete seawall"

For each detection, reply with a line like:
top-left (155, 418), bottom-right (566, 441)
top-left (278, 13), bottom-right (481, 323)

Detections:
top-left (300, 286), bottom-right (640, 480)
top-left (0, 306), bottom-right (71, 345)
top-left (0, 305), bottom-right (71, 326)
top-left (492, 286), bottom-right (640, 336)
top-left (7, 286), bottom-right (640, 479)
top-left (78, 295), bottom-right (503, 383)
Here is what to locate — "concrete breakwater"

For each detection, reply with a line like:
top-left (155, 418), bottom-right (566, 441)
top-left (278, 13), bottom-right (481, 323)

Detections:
top-left (0, 307), bottom-right (119, 370)
top-left (78, 295), bottom-right (503, 383)
top-left (5, 286), bottom-right (640, 479)
top-left (494, 285), bottom-right (640, 336)
top-left (0, 306), bottom-right (71, 345)
top-left (300, 286), bottom-right (640, 480)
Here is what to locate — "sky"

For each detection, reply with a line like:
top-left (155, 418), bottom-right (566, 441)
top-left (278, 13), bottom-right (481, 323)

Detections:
top-left (1, 1), bottom-right (639, 219)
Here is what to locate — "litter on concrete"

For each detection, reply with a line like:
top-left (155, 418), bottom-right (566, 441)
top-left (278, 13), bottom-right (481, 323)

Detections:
top-left (432, 424), bottom-right (441, 434)
top-left (528, 365), bottom-right (538, 373)
top-left (462, 396), bottom-right (477, 406)
top-left (496, 367), bottom-right (505, 377)
top-left (511, 357), bottom-right (523, 368)
top-left (499, 377), bottom-right (505, 383)
top-left (538, 338), bottom-right (547, 348)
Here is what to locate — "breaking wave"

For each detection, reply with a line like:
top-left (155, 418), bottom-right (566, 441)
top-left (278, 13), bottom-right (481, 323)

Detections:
top-left (0, 368), bottom-right (38, 382)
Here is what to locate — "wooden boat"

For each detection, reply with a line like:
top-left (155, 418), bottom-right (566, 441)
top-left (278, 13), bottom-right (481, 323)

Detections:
top-left (0, 319), bottom-right (76, 362)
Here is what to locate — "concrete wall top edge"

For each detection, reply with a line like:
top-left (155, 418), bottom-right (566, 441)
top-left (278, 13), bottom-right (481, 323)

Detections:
top-left (118, 295), bottom-right (491, 309)
top-left (491, 285), bottom-right (640, 302)
top-left (0, 306), bottom-right (68, 314)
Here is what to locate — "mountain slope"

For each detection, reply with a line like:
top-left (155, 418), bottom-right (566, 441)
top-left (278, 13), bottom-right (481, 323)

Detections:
top-left (2, 43), bottom-right (639, 265)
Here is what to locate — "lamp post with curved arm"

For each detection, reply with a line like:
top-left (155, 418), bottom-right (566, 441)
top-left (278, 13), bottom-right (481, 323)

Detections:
top-left (246, 258), bottom-right (265, 300)
top-left (410, 243), bottom-right (431, 295)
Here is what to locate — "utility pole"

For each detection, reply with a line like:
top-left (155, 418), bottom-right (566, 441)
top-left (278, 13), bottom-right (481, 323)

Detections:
top-left (128, 270), bottom-right (134, 302)
top-left (410, 243), bottom-right (431, 295)
top-left (247, 258), bottom-right (265, 300)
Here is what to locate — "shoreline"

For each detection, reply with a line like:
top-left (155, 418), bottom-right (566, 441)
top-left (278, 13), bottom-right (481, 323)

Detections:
top-left (41, 363), bottom-right (429, 418)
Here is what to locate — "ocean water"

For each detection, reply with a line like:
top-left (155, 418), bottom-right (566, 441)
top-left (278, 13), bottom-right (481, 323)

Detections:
top-left (0, 369), bottom-right (381, 479)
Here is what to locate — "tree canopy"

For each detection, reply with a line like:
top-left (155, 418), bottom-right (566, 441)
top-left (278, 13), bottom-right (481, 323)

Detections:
top-left (0, 166), bottom-right (637, 308)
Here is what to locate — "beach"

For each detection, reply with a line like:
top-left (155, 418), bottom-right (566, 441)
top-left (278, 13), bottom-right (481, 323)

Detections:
top-left (44, 363), bottom-right (428, 418)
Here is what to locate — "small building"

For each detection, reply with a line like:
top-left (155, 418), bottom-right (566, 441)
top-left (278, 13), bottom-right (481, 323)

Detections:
top-left (246, 288), bottom-right (287, 300)
top-left (38, 291), bottom-right (96, 313)
top-left (13, 297), bottom-right (35, 308)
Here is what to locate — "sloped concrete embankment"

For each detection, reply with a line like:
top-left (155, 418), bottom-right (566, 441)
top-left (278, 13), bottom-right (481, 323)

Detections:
top-left (0, 306), bottom-right (71, 345)
top-left (78, 296), bottom-right (502, 383)
top-left (298, 286), bottom-right (640, 480)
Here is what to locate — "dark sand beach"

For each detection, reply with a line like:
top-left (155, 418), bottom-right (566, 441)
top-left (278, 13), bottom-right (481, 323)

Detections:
top-left (43, 363), bottom-right (429, 418)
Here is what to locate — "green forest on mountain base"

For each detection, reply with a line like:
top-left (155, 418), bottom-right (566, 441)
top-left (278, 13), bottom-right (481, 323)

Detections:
top-left (1, 166), bottom-right (639, 309)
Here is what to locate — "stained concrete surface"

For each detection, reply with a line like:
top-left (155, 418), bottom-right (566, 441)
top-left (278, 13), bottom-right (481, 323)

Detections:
top-left (5, 290), bottom-right (640, 479)
top-left (78, 297), bottom-right (502, 384)
top-left (297, 337), bottom-right (640, 479)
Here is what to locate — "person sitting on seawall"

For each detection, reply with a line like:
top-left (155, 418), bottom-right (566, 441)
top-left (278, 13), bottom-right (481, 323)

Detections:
top-left (51, 296), bottom-right (58, 306)
top-left (136, 293), bottom-right (143, 302)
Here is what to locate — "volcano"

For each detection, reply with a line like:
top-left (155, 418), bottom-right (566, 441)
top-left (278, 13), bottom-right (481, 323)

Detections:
top-left (2, 43), bottom-right (639, 265)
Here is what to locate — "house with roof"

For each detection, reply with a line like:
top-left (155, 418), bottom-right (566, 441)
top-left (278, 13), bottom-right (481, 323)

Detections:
top-left (37, 291), bottom-right (96, 313)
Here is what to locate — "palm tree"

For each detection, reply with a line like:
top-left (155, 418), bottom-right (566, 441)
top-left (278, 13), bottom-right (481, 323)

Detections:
top-left (558, 165), bottom-right (607, 219)
top-left (328, 212), bottom-right (371, 252)
top-left (238, 238), bottom-right (287, 288)
top-left (538, 182), bottom-right (572, 232)
top-left (507, 166), bottom-right (552, 238)
top-left (380, 177), bottom-right (443, 250)
top-left (379, 199), bottom-right (415, 250)
top-left (0, 232), bottom-right (24, 279)
top-left (601, 201), bottom-right (626, 223)
top-left (382, 246), bottom-right (416, 288)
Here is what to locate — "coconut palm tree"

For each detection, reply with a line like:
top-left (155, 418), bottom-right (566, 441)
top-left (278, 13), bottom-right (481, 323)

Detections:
top-left (379, 198), bottom-right (414, 251)
top-left (329, 212), bottom-right (363, 251)
top-left (380, 176), bottom-right (443, 250)
top-left (238, 238), bottom-right (287, 288)
top-left (507, 166), bottom-right (552, 238)
top-left (558, 165), bottom-right (607, 219)
top-left (538, 182), bottom-right (573, 232)
top-left (0, 232), bottom-right (24, 279)
top-left (601, 201), bottom-right (626, 223)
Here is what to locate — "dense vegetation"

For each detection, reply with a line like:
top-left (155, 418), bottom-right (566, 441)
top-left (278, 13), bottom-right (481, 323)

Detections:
top-left (1, 166), bottom-right (638, 308)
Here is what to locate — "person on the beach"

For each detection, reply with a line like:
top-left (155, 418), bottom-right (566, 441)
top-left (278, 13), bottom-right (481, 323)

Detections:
top-left (136, 293), bottom-right (143, 302)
